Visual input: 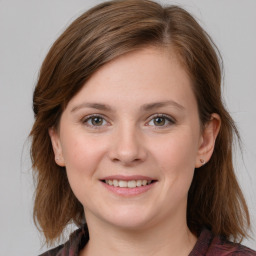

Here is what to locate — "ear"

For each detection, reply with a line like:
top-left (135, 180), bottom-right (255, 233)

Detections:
top-left (48, 127), bottom-right (65, 167)
top-left (195, 113), bottom-right (221, 168)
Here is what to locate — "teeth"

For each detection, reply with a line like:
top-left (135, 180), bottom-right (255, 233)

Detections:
top-left (136, 180), bottom-right (142, 186)
top-left (105, 179), bottom-right (152, 188)
top-left (128, 180), bottom-right (136, 188)
top-left (142, 180), bottom-right (147, 186)
top-left (119, 180), bottom-right (127, 188)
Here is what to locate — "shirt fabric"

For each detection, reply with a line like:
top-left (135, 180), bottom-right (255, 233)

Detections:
top-left (40, 226), bottom-right (256, 256)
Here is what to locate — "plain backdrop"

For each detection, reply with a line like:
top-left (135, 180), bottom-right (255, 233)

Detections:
top-left (0, 0), bottom-right (255, 254)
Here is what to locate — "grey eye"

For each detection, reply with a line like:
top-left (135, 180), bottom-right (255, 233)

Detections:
top-left (91, 116), bottom-right (104, 126)
top-left (147, 115), bottom-right (175, 127)
top-left (84, 115), bottom-right (107, 127)
top-left (153, 117), bottom-right (166, 126)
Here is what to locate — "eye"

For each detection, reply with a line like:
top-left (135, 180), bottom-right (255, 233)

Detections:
top-left (147, 114), bottom-right (175, 127)
top-left (83, 115), bottom-right (107, 127)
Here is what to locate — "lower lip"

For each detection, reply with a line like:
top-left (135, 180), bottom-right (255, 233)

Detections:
top-left (101, 182), bottom-right (156, 196)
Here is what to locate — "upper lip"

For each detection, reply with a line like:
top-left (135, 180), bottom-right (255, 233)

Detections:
top-left (101, 175), bottom-right (156, 181)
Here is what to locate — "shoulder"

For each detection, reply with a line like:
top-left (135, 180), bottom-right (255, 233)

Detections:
top-left (39, 244), bottom-right (64, 256)
top-left (210, 240), bottom-right (256, 256)
top-left (39, 225), bottom-right (89, 256)
top-left (190, 229), bottom-right (256, 256)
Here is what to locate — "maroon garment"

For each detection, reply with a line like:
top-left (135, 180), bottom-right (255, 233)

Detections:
top-left (40, 226), bottom-right (256, 256)
top-left (189, 229), bottom-right (256, 255)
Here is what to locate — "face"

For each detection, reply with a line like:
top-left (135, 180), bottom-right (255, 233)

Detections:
top-left (50, 47), bottom-right (214, 231)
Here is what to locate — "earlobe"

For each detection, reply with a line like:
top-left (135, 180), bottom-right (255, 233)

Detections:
top-left (196, 113), bottom-right (221, 168)
top-left (48, 127), bottom-right (65, 167)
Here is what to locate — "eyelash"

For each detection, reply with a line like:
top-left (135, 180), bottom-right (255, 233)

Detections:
top-left (81, 114), bottom-right (176, 129)
top-left (82, 114), bottom-right (108, 129)
top-left (146, 114), bottom-right (176, 128)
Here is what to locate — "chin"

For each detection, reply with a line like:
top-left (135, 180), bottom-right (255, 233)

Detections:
top-left (100, 206), bottom-right (159, 231)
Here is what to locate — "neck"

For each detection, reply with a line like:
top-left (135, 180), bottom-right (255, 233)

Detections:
top-left (80, 213), bottom-right (197, 256)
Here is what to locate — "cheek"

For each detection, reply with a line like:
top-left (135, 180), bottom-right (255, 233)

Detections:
top-left (150, 130), bottom-right (199, 194)
top-left (60, 131), bottom-right (107, 177)
top-left (151, 131), bottom-right (199, 171)
top-left (60, 132), bottom-right (109, 205)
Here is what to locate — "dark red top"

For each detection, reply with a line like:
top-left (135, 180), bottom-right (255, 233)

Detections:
top-left (40, 226), bottom-right (256, 255)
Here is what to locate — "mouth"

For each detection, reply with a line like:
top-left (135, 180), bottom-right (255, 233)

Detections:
top-left (100, 176), bottom-right (157, 196)
top-left (101, 179), bottom-right (156, 188)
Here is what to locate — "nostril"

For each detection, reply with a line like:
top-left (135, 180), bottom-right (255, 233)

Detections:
top-left (108, 141), bottom-right (147, 164)
top-left (112, 158), bottom-right (120, 163)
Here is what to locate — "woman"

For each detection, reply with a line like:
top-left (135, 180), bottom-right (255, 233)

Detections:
top-left (30, 0), bottom-right (256, 255)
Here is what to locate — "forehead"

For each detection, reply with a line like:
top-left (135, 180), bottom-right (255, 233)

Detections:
top-left (66, 46), bottom-right (196, 112)
top-left (90, 46), bottom-right (186, 82)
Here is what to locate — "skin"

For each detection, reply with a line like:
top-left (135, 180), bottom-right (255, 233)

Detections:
top-left (49, 47), bottom-right (220, 256)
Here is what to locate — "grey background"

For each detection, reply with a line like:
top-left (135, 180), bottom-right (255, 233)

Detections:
top-left (0, 0), bottom-right (255, 254)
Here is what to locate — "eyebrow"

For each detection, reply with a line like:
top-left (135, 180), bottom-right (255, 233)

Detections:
top-left (71, 100), bottom-right (185, 113)
top-left (141, 100), bottom-right (185, 111)
top-left (71, 103), bottom-right (113, 112)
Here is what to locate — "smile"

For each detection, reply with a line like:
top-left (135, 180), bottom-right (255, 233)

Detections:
top-left (104, 179), bottom-right (153, 188)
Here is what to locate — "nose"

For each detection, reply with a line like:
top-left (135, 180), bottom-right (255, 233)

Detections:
top-left (108, 123), bottom-right (147, 166)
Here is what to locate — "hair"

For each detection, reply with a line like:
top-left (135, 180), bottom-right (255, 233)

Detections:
top-left (30, 0), bottom-right (250, 245)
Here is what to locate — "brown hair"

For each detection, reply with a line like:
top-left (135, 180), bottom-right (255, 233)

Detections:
top-left (30, 0), bottom-right (250, 244)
